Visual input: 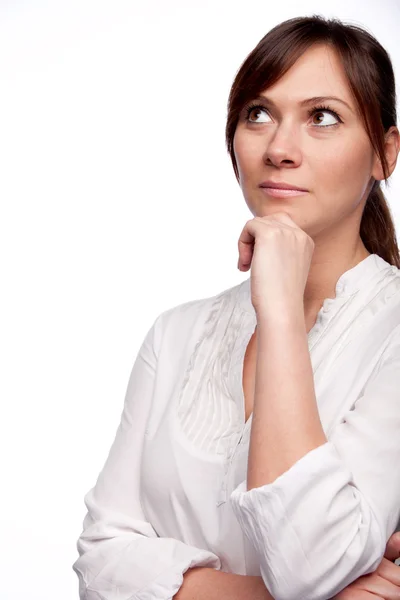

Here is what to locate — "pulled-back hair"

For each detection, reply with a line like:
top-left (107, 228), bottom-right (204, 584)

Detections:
top-left (225, 15), bottom-right (400, 268)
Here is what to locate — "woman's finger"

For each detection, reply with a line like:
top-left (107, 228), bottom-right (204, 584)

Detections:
top-left (376, 557), bottom-right (400, 586)
top-left (384, 532), bottom-right (400, 562)
top-left (334, 589), bottom-right (385, 600)
top-left (352, 573), bottom-right (400, 600)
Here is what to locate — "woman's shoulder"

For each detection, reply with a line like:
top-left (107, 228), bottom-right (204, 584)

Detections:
top-left (153, 278), bottom-right (247, 344)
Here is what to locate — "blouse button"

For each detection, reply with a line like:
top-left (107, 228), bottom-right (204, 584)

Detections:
top-left (322, 301), bottom-right (331, 313)
top-left (336, 282), bottom-right (344, 294)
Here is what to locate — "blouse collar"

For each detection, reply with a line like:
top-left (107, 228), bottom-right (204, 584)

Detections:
top-left (238, 253), bottom-right (396, 316)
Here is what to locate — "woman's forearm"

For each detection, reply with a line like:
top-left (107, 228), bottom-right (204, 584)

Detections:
top-left (247, 310), bottom-right (327, 490)
top-left (174, 568), bottom-right (273, 600)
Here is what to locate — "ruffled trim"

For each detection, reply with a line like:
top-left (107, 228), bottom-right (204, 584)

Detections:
top-left (177, 283), bottom-right (246, 457)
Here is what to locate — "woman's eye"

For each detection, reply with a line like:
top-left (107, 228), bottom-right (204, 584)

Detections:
top-left (245, 105), bottom-right (341, 128)
top-left (246, 106), bottom-right (270, 123)
top-left (310, 109), bottom-right (339, 127)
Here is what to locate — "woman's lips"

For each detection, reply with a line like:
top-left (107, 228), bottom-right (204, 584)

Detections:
top-left (260, 187), bottom-right (309, 198)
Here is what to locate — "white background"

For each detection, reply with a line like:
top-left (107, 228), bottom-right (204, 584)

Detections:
top-left (1, 1), bottom-right (399, 598)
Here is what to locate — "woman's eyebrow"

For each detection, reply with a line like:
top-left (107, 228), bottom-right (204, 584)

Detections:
top-left (253, 94), bottom-right (353, 112)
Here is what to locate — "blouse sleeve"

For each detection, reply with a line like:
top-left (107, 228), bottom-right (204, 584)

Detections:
top-left (72, 312), bottom-right (221, 600)
top-left (230, 326), bottom-right (400, 600)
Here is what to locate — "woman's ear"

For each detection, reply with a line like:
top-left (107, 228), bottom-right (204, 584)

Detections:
top-left (371, 126), bottom-right (400, 181)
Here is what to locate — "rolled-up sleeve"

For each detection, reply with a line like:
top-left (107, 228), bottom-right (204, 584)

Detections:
top-left (230, 331), bottom-right (400, 600)
top-left (72, 312), bottom-right (221, 600)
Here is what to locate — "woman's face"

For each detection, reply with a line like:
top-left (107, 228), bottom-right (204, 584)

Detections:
top-left (233, 43), bottom-right (385, 239)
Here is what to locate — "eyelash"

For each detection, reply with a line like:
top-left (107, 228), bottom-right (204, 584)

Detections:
top-left (243, 102), bottom-right (343, 128)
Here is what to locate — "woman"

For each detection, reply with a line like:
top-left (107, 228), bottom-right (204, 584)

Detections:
top-left (73, 15), bottom-right (400, 600)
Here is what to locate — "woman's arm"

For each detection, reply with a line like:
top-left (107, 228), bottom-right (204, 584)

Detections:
top-left (73, 312), bottom-right (221, 600)
top-left (174, 531), bottom-right (400, 600)
top-left (230, 314), bottom-right (400, 600)
top-left (246, 310), bottom-right (326, 491)
top-left (173, 568), bottom-right (272, 600)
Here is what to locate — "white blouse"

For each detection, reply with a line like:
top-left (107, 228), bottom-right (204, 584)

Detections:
top-left (73, 253), bottom-right (400, 600)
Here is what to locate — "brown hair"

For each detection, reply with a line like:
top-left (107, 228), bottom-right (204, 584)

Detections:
top-left (225, 15), bottom-right (400, 268)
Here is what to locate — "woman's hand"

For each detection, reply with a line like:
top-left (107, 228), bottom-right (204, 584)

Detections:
top-left (237, 212), bottom-right (314, 317)
top-left (332, 531), bottom-right (400, 599)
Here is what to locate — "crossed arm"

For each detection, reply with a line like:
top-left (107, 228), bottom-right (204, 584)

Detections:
top-left (174, 531), bottom-right (400, 600)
